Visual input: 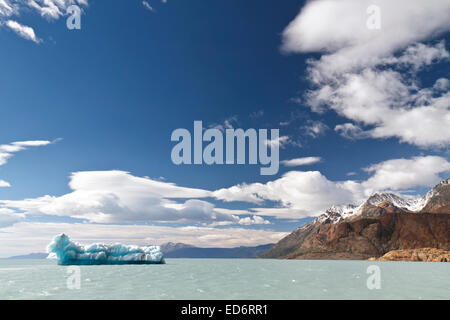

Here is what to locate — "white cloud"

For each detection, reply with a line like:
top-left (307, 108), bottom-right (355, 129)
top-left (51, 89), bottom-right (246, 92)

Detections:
top-left (0, 0), bottom-right (16, 17)
top-left (0, 140), bottom-right (52, 166)
top-left (67, 170), bottom-right (210, 199)
top-left (12, 140), bottom-right (51, 147)
top-left (246, 207), bottom-right (312, 220)
top-left (237, 215), bottom-right (271, 226)
top-left (0, 140), bottom-right (52, 187)
top-left (281, 157), bottom-right (321, 167)
top-left (282, 0), bottom-right (450, 77)
top-left (334, 123), bottom-right (370, 140)
top-left (0, 180), bottom-right (10, 187)
top-left (313, 69), bottom-right (450, 147)
top-left (26, 0), bottom-right (88, 20)
top-left (4, 20), bottom-right (41, 43)
top-left (0, 222), bottom-right (287, 257)
top-left (362, 156), bottom-right (450, 192)
top-left (213, 156), bottom-right (450, 218)
top-left (433, 78), bottom-right (449, 91)
top-left (0, 151), bottom-right (448, 223)
top-left (382, 41), bottom-right (449, 70)
top-left (28, 0), bottom-right (62, 20)
top-left (213, 208), bottom-right (253, 216)
top-left (142, 1), bottom-right (154, 12)
top-left (282, 0), bottom-right (450, 148)
top-left (0, 170), bottom-right (270, 226)
top-left (0, 208), bottom-right (23, 228)
top-left (208, 215), bottom-right (271, 227)
top-left (264, 135), bottom-right (291, 149)
top-left (214, 171), bottom-right (364, 217)
top-left (0, 0), bottom-right (89, 42)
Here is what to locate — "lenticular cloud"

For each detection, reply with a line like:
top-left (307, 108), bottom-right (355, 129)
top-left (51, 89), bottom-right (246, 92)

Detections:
top-left (47, 234), bottom-right (165, 265)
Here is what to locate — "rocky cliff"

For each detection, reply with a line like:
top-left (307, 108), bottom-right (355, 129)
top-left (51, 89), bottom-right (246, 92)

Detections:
top-left (369, 248), bottom-right (450, 262)
top-left (262, 179), bottom-right (450, 260)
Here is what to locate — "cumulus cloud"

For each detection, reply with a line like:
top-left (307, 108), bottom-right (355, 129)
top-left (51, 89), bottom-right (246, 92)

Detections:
top-left (0, 208), bottom-right (24, 228)
top-left (1, 154), bottom-right (448, 222)
top-left (214, 156), bottom-right (450, 218)
top-left (0, 0), bottom-right (88, 42)
top-left (0, 170), bottom-right (270, 226)
top-left (362, 156), bottom-right (450, 193)
top-left (315, 69), bottom-right (450, 146)
top-left (0, 0), bottom-right (16, 17)
top-left (213, 171), bottom-right (365, 217)
top-left (382, 41), bottom-right (449, 70)
top-left (281, 157), bottom-right (321, 167)
top-left (0, 222), bottom-right (287, 257)
top-left (0, 180), bottom-right (10, 187)
top-left (4, 20), bottom-right (41, 43)
top-left (282, 0), bottom-right (450, 75)
top-left (26, 0), bottom-right (88, 20)
top-left (237, 215), bottom-right (271, 226)
top-left (334, 123), bottom-right (370, 140)
top-left (283, 0), bottom-right (450, 147)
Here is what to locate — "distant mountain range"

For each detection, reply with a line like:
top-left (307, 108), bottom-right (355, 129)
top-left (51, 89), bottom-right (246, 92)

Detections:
top-left (12, 179), bottom-right (449, 262)
top-left (262, 178), bottom-right (450, 261)
top-left (8, 252), bottom-right (48, 259)
top-left (160, 242), bottom-right (274, 258)
top-left (9, 243), bottom-right (274, 259)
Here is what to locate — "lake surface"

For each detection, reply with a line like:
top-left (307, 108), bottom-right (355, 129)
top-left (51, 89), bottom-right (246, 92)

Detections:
top-left (0, 259), bottom-right (448, 299)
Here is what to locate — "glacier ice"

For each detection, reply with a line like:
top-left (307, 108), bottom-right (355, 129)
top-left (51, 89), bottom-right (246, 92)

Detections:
top-left (47, 234), bottom-right (165, 265)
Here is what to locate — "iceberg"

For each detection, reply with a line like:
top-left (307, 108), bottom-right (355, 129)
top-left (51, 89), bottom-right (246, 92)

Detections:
top-left (46, 234), bottom-right (165, 265)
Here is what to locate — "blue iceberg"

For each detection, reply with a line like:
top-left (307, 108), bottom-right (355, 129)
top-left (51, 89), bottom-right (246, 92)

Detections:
top-left (47, 234), bottom-right (165, 265)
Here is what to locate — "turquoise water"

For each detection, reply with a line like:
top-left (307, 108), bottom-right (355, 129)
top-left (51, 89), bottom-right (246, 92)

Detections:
top-left (0, 259), bottom-right (448, 299)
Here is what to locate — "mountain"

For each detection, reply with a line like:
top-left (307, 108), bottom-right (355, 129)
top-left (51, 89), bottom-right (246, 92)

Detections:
top-left (160, 242), bottom-right (196, 253)
top-left (9, 243), bottom-right (274, 259)
top-left (161, 243), bottom-right (274, 258)
top-left (262, 178), bottom-right (450, 260)
top-left (420, 179), bottom-right (450, 213)
top-left (8, 252), bottom-right (48, 259)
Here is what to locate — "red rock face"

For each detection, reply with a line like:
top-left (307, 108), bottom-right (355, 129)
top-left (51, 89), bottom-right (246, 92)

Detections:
top-left (262, 179), bottom-right (450, 260)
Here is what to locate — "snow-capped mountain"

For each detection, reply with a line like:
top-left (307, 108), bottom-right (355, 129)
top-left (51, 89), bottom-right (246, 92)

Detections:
top-left (315, 204), bottom-right (358, 225)
top-left (312, 178), bottom-right (450, 225)
top-left (262, 178), bottom-right (450, 260)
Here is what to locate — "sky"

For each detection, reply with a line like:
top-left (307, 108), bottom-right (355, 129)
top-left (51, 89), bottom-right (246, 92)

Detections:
top-left (0, 0), bottom-right (449, 257)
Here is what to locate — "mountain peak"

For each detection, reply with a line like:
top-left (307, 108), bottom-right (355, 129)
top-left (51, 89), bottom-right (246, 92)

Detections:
top-left (314, 204), bottom-right (358, 225)
top-left (263, 178), bottom-right (450, 260)
top-left (420, 178), bottom-right (450, 214)
top-left (309, 178), bottom-right (450, 226)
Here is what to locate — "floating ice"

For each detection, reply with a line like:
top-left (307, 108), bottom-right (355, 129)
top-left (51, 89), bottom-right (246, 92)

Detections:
top-left (47, 234), bottom-right (165, 265)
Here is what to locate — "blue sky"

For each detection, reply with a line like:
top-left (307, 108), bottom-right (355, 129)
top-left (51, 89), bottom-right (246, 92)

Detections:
top-left (0, 0), bottom-right (449, 256)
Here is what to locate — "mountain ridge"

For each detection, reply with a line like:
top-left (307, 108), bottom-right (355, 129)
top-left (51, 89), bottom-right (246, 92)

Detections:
top-left (8, 243), bottom-right (275, 259)
top-left (262, 178), bottom-right (450, 260)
